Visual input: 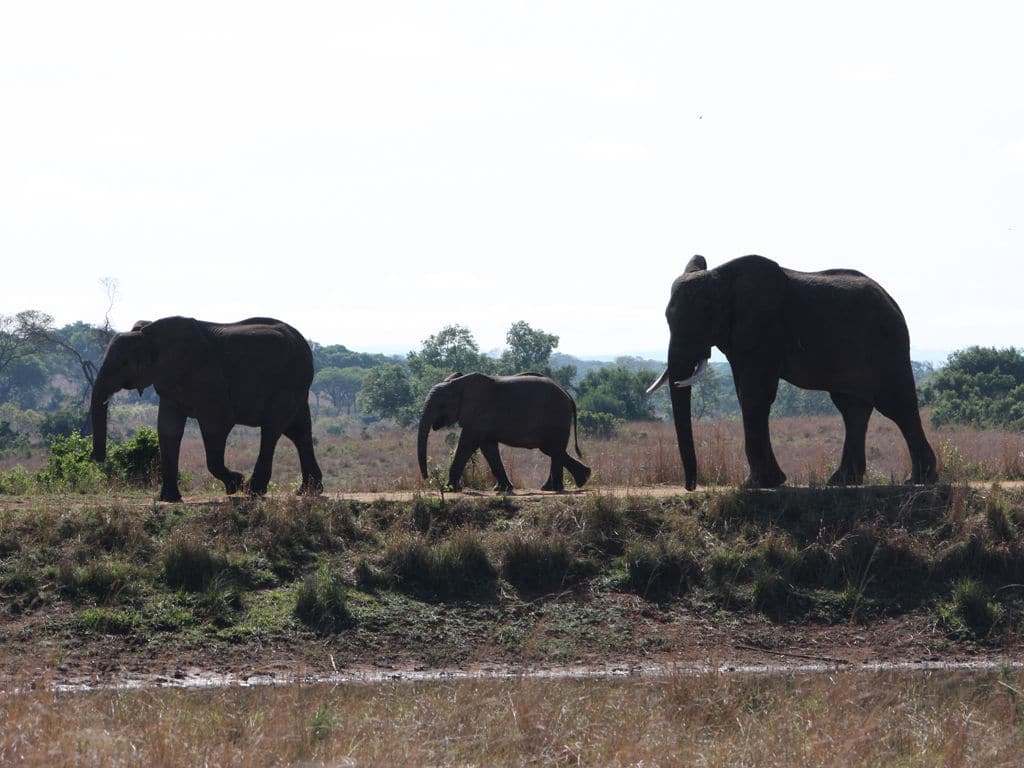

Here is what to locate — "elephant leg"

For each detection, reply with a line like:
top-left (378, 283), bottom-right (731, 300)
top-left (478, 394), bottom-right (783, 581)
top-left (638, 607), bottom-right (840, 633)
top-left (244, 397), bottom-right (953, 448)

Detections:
top-left (828, 392), bottom-right (872, 485)
top-left (156, 401), bottom-right (187, 502)
top-left (540, 448), bottom-right (565, 492)
top-left (284, 403), bottom-right (323, 496)
top-left (563, 453), bottom-right (592, 488)
top-left (249, 428), bottom-right (284, 496)
top-left (739, 400), bottom-right (786, 488)
top-left (447, 432), bottom-right (478, 491)
top-left (480, 441), bottom-right (513, 493)
top-left (875, 383), bottom-right (938, 484)
top-left (199, 422), bottom-right (245, 495)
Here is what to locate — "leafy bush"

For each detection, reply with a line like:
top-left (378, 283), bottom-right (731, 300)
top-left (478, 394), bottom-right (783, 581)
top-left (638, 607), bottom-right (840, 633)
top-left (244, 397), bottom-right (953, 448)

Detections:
top-left (923, 347), bottom-right (1024, 430)
top-left (294, 565), bottom-right (353, 633)
top-left (0, 420), bottom-right (29, 457)
top-left (39, 409), bottom-right (88, 440)
top-left (0, 465), bottom-right (35, 495)
top-left (36, 431), bottom-right (106, 493)
top-left (107, 427), bottom-right (161, 487)
top-left (577, 410), bottom-right (623, 439)
top-left (575, 367), bottom-right (656, 421)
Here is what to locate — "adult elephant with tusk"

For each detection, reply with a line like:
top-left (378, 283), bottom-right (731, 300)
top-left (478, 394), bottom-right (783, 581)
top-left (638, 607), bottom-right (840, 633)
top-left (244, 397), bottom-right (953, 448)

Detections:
top-left (648, 255), bottom-right (937, 491)
top-left (90, 316), bottom-right (324, 502)
top-left (417, 372), bottom-right (591, 493)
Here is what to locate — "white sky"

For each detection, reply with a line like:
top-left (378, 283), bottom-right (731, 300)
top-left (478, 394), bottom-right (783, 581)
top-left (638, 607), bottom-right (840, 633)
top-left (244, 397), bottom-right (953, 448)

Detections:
top-left (1, 2), bottom-right (1021, 362)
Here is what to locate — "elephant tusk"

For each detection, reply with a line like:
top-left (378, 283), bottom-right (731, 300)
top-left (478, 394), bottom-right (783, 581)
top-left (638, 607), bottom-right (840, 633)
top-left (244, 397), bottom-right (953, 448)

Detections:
top-left (645, 368), bottom-right (670, 395)
top-left (672, 359), bottom-right (709, 388)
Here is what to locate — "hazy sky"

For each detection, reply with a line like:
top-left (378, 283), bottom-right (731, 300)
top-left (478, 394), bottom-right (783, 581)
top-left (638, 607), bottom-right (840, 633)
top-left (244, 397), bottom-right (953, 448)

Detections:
top-left (2, 2), bottom-right (1021, 362)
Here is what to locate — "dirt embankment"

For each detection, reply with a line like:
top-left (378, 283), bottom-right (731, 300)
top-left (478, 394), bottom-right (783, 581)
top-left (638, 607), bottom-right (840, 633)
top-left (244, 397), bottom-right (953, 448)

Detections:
top-left (3, 483), bottom-right (1024, 690)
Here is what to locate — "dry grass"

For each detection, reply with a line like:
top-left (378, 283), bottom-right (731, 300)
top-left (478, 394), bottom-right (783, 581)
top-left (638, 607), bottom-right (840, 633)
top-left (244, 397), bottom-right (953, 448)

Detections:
top-left (4, 410), bottom-right (1022, 495)
top-left (3, 667), bottom-right (1024, 766)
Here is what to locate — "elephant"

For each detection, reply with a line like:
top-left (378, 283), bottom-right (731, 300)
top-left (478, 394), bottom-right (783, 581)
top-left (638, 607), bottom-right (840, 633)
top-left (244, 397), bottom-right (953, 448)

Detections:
top-left (90, 316), bottom-right (324, 502)
top-left (417, 372), bottom-right (591, 493)
top-left (647, 255), bottom-right (938, 491)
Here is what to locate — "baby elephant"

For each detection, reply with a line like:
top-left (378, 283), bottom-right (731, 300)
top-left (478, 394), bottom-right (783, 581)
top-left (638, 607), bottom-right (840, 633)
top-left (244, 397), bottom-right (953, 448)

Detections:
top-left (417, 372), bottom-right (591, 493)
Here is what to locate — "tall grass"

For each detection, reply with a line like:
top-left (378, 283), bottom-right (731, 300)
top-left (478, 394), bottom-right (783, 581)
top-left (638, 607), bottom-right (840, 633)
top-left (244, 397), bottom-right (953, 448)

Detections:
top-left (4, 411), bottom-right (1022, 495)
top-left (2, 668), bottom-right (1024, 766)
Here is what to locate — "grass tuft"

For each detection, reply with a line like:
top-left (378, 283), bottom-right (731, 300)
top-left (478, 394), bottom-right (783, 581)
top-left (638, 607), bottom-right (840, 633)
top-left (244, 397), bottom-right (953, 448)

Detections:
top-left (625, 537), bottom-right (701, 600)
top-left (162, 533), bottom-right (228, 592)
top-left (937, 578), bottom-right (1004, 638)
top-left (502, 534), bottom-right (574, 594)
top-left (294, 564), bottom-right (353, 634)
top-left (382, 528), bottom-right (497, 599)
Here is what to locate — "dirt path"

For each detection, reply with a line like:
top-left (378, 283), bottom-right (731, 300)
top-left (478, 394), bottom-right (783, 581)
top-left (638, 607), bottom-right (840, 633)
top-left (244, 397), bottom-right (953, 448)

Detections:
top-left (4, 481), bottom-right (1020, 511)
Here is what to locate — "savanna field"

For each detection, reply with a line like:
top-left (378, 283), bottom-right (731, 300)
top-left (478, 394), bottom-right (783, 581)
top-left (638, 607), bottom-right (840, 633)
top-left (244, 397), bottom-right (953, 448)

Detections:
top-left (3, 413), bottom-right (1024, 765)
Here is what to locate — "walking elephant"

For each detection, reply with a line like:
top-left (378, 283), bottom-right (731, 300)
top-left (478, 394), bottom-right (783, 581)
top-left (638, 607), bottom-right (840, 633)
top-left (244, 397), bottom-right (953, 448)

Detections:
top-left (647, 255), bottom-right (937, 490)
top-left (90, 316), bottom-right (323, 502)
top-left (417, 372), bottom-right (591, 493)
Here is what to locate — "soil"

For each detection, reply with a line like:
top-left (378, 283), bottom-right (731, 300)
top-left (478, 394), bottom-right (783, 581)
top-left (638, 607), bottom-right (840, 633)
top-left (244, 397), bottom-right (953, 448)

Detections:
top-left (3, 484), bottom-right (1024, 690)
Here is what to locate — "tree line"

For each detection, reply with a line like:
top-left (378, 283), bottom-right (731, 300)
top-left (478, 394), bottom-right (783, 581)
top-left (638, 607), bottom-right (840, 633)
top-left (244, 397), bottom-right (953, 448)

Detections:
top-left (2, 308), bottom-right (1023, 458)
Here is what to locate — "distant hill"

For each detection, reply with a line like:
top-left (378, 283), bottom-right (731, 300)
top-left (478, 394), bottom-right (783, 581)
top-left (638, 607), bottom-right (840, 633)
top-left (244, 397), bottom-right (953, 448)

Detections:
top-left (550, 352), bottom-right (664, 382)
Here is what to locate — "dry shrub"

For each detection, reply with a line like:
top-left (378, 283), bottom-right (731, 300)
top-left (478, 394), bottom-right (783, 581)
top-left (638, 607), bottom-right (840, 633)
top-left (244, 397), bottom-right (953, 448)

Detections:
top-left (501, 534), bottom-right (574, 594)
top-left (382, 528), bottom-right (497, 599)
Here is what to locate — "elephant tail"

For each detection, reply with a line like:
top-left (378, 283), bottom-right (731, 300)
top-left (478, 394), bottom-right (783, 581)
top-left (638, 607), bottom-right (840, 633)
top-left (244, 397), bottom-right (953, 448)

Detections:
top-left (571, 399), bottom-right (584, 459)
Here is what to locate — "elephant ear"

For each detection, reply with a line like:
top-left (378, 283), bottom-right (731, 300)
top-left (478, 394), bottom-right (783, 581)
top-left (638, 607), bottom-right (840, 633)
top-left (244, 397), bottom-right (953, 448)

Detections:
top-left (140, 317), bottom-right (230, 406)
top-left (727, 259), bottom-right (787, 353)
top-left (684, 255), bottom-right (707, 274)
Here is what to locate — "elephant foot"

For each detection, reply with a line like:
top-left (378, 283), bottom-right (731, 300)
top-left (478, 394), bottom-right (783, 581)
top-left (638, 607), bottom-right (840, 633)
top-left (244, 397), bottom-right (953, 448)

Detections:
top-left (827, 467), bottom-right (864, 486)
top-left (572, 467), bottom-right (592, 488)
top-left (223, 472), bottom-right (246, 495)
top-left (296, 479), bottom-right (324, 496)
top-left (908, 457), bottom-right (938, 485)
top-left (741, 469), bottom-right (786, 489)
top-left (159, 487), bottom-right (183, 503)
top-left (906, 468), bottom-right (939, 485)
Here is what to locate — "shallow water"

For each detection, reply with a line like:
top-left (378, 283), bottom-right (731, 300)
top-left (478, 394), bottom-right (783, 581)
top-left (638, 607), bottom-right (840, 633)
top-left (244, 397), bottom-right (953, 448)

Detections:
top-left (48, 657), bottom-right (1024, 693)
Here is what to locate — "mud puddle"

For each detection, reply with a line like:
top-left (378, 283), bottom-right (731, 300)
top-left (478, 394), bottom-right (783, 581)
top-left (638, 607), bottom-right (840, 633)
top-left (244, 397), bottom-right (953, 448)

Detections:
top-left (44, 657), bottom-right (1023, 694)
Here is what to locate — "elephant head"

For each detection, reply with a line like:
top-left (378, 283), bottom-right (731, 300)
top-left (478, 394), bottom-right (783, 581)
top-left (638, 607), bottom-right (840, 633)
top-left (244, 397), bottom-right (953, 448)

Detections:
top-left (647, 255), bottom-right (729, 490)
top-left (417, 372), bottom-right (468, 479)
top-left (90, 329), bottom-right (159, 462)
top-left (90, 317), bottom-right (203, 463)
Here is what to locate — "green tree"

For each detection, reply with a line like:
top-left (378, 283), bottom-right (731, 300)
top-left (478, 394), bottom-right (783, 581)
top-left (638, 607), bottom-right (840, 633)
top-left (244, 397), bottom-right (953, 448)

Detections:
top-left (576, 367), bottom-right (657, 422)
top-left (311, 343), bottom-right (394, 372)
top-left (771, 382), bottom-right (834, 417)
top-left (407, 325), bottom-right (490, 377)
top-left (0, 356), bottom-right (47, 409)
top-left (922, 347), bottom-right (1024, 430)
top-left (499, 321), bottom-right (559, 373)
top-left (312, 367), bottom-right (368, 413)
top-left (358, 364), bottom-right (417, 426)
top-left (691, 363), bottom-right (723, 420)
top-left (0, 311), bottom-right (51, 384)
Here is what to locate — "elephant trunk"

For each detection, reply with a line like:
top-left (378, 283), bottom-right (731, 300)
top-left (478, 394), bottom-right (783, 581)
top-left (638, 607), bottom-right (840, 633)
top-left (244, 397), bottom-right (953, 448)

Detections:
top-left (417, 399), bottom-right (436, 480)
top-left (90, 373), bottom-right (117, 463)
top-left (667, 347), bottom-right (702, 491)
top-left (670, 384), bottom-right (698, 491)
